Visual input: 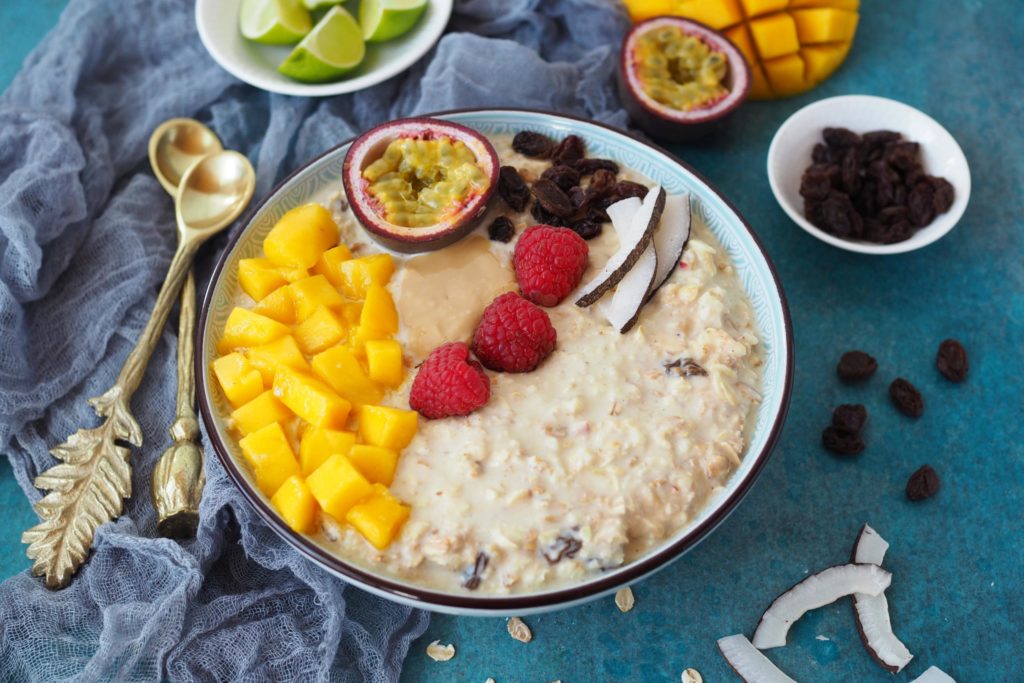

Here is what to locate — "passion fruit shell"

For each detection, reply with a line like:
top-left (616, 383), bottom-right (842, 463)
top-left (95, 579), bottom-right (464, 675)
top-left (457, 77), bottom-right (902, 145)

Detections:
top-left (618, 16), bottom-right (750, 143)
top-left (342, 117), bottom-right (500, 253)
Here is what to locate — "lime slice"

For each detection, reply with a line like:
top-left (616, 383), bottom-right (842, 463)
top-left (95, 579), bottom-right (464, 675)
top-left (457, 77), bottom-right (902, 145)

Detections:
top-left (359, 0), bottom-right (429, 43)
top-left (302, 0), bottom-right (340, 9)
top-left (240, 0), bottom-right (312, 45)
top-left (278, 6), bottom-right (366, 83)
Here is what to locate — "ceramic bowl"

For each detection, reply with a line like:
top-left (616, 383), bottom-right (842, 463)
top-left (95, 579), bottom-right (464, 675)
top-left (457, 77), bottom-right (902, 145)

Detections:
top-left (767, 95), bottom-right (971, 255)
top-left (195, 0), bottom-right (453, 97)
top-left (197, 108), bottom-right (793, 616)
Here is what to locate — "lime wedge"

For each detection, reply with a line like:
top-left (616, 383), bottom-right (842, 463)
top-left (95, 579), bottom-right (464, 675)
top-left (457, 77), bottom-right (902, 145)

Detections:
top-left (302, 0), bottom-right (340, 9)
top-left (240, 0), bottom-right (312, 45)
top-left (359, 0), bottom-right (429, 43)
top-left (278, 6), bottom-right (366, 83)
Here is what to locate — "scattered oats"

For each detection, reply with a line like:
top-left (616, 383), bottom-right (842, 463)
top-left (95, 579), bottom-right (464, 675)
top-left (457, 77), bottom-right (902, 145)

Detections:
top-left (681, 668), bottom-right (703, 683)
top-left (614, 587), bottom-right (635, 612)
top-left (426, 640), bottom-right (455, 662)
top-left (506, 616), bottom-right (532, 643)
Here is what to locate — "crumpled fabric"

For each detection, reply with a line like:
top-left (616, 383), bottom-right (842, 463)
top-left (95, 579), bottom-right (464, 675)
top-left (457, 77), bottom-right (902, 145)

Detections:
top-left (0, 0), bottom-right (631, 680)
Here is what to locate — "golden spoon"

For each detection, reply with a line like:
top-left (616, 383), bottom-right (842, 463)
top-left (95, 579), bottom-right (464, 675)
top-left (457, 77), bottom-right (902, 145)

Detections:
top-left (147, 119), bottom-right (223, 538)
top-left (22, 141), bottom-right (255, 588)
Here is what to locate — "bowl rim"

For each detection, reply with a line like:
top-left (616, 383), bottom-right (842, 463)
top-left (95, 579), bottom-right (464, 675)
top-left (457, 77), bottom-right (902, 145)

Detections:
top-left (196, 106), bottom-right (794, 613)
top-left (766, 94), bottom-right (972, 255)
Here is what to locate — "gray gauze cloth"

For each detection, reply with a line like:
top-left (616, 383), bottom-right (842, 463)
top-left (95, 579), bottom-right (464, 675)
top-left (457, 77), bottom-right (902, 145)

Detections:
top-left (0, 0), bottom-right (630, 680)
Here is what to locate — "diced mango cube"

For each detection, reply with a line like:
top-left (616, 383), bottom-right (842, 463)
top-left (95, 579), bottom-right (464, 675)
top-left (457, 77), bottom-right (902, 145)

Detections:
top-left (762, 52), bottom-right (807, 96)
top-left (673, 0), bottom-right (744, 29)
top-left (288, 275), bottom-right (345, 323)
top-left (801, 42), bottom-right (851, 85)
top-left (218, 307), bottom-right (290, 354)
top-left (263, 203), bottom-right (340, 270)
top-left (792, 8), bottom-right (859, 44)
top-left (338, 254), bottom-right (395, 299)
top-left (252, 286), bottom-right (295, 324)
top-left (247, 335), bottom-right (310, 385)
top-left (230, 390), bottom-right (293, 436)
top-left (294, 305), bottom-right (347, 356)
top-left (273, 367), bottom-right (351, 430)
top-left (345, 484), bottom-right (410, 550)
top-left (238, 258), bottom-right (288, 302)
top-left (346, 444), bottom-right (399, 486)
top-left (341, 302), bottom-right (363, 327)
top-left (271, 474), bottom-right (319, 534)
top-left (238, 422), bottom-right (300, 496)
top-left (749, 12), bottom-right (800, 60)
top-left (212, 353), bottom-right (264, 407)
top-left (365, 340), bottom-right (404, 388)
top-left (310, 345), bottom-right (383, 408)
top-left (359, 284), bottom-right (398, 334)
top-left (274, 264), bottom-right (310, 283)
top-left (312, 244), bottom-right (353, 288)
top-left (346, 325), bottom-right (390, 359)
top-left (306, 454), bottom-right (373, 521)
top-left (359, 405), bottom-right (418, 451)
top-left (739, 0), bottom-right (788, 18)
top-left (299, 427), bottom-right (357, 476)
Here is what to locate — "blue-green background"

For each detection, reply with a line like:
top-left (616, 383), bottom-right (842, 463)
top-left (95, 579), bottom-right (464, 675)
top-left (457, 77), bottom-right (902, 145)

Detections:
top-left (3, 1), bottom-right (1021, 680)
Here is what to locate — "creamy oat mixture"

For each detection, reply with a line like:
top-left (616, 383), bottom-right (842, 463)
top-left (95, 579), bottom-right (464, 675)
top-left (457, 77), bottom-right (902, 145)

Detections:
top-left (314, 133), bottom-right (763, 594)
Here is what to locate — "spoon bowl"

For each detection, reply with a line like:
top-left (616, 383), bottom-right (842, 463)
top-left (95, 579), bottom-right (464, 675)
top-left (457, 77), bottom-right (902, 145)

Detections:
top-left (148, 118), bottom-right (223, 195)
top-left (176, 150), bottom-right (255, 236)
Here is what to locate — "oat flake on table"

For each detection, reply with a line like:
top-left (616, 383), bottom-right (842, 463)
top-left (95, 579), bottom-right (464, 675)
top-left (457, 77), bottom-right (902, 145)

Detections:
top-left (615, 587), bottom-right (635, 612)
top-left (426, 640), bottom-right (455, 661)
top-left (507, 617), bottom-right (532, 643)
top-left (681, 668), bottom-right (703, 683)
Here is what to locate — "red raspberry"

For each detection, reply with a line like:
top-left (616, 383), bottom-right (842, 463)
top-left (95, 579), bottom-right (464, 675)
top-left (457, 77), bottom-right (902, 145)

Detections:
top-left (409, 342), bottom-right (490, 419)
top-left (472, 292), bottom-right (557, 373)
top-left (513, 225), bottom-right (589, 307)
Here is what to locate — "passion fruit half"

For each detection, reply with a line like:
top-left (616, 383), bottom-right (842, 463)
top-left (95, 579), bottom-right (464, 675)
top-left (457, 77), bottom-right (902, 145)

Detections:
top-left (342, 117), bottom-right (500, 253)
top-left (618, 16), bottom-right (750, 143)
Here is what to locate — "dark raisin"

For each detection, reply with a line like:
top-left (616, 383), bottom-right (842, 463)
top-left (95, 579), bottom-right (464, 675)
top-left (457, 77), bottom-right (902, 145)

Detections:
top-left (832, 404), bottom-right (867, 432)
top-left (570, 220), bottom-right (602, 240)
top-left (936, 338), bottom-right (968, 382)
top-left (800, 170), bottom-right (832, 201)
top-left (588, 169), bottom-right (618, 197)
top-left (541, 532), bottom-right (582, 564)
top-left (823, 127), bottom-right (861, 148)
top-left (903, 164), bottom-right (925, 188)
top-left (885, 142), bottom-right (920, 171)
top-left (497, 166), bottom-right (530, 212)
top-left (907, 182), bottom-right (936, 227)
top-left (928, 176), bottom-right (955, 213)
top-left (665, 358), bottom-right (706, 377)
top-left (881, 220), bottom-right (915, 244)
top-left (575, 158), bottom-right (619, 175)
top-left (568, 186), bottom-right (587, 210)
top-left (530, 201), bottom-right (564, 227)
top-left (541, 164), bottom-right (580, 192)
top-left (822, 426), bottom-right (865, 455)
top-left (461, 551), bottom-right (490, 590)
top-left (818, 191), bottom-right (863, 238)
top-left (613, 180), bottom-right (649, 200)
top-left (487, 216), bottom-right (515, 243)
top-left (878, 205), bottom-right (909, 225)
top-left (551, 135), bottom-right (585, 165)
top-left (840, 148), bottom-right (861, 195)
top-left (512, 131), bottom-right (553, 158)
top-left (812, 143), bottom-right (833, 164)
top-left (863, 218), bottom-right (887, 242)
top-left (585, 205), bottom-right (610, 224)
top-left (862, 130), bottom-right (902, 147)
top-left (837, 350), bottom-right (877, 381)
top-left (530, 178), bottom-right (574, 218)
top-left (889, 378), bottom-right (924, 418)
top-left (906, 465), bottom-right (940, 501)
top-left (892, 183), bottom-right (907, 207)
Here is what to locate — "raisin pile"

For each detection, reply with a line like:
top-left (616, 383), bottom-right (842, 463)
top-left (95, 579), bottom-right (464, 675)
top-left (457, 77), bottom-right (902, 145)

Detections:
top-left (800, 127), bottom-right (955, 244)
top-left (822, 403), bottom-right (867, 456)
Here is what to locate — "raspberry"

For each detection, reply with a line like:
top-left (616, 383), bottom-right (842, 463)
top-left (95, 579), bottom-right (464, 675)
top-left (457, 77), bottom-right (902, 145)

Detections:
top-left (409, 342), bottom-right (490, 419)
top-left (472, 292), bottom-right (556, 373)
top-left (513, 225), bottom-right (588, 307)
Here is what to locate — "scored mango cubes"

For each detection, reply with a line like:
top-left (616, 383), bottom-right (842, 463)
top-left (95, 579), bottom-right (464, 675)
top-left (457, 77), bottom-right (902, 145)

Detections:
top-left (345, 484), bottom-right (410, 550)
top-left (273, 367), bottom-right (351, 430)
top-left (238, 422), bottom-right (300, 497)
top-left (358, 405), bottom-right (418, 451)
top-left (299, 426), bottom-right (357, 476)
top-left (263, 203), bottom-right (340, 270)
top-left (271, 474), bottom-right (319, 534)
top-left (212, 353), bottom-right (263, 407)
top-left (306, 453), bottom-right (373, 521)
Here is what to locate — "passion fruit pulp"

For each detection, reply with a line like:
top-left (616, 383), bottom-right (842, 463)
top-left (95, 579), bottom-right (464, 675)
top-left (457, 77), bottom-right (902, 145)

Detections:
top-left (343, 118), bottom-right (499, 253)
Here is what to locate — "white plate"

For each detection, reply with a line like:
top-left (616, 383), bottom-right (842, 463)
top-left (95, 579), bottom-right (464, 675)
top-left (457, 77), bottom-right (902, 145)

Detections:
top-left (195, 0), bottom-right (453, 97)
top-left (767, 95), bottom-right (971, 255)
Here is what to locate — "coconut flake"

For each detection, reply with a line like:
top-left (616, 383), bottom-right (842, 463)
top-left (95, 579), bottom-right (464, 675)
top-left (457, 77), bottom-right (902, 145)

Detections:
top-left (717, 634), bottom-right (796, 683)
top-left (910, 666), bottom-right (957, 682)
top-left (752, 563), bottom-right (891, 649)
top-left (648, 193), bottom-right (691, 296)
top-left (851, 525), bottom-right (914, 673)
top-left (426, 640), bottom-right (455, 661)
top-left (606, 196), bottom-right (642, 234)
top-left (597, 242), bottom-right (656, 332)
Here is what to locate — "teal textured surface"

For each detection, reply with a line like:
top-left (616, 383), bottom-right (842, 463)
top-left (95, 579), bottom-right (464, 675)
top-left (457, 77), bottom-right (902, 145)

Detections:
top-left (3, 1), bottom-right (1022, 681)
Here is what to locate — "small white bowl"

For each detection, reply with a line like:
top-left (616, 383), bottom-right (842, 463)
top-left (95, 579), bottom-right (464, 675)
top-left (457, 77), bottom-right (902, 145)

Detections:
top-left (767, 95), bottom-right (970, 255)
top-left (195, 0), bottom-right (453, 98)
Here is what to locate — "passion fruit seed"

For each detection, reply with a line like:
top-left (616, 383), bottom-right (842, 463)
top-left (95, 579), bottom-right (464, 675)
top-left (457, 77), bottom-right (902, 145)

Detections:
top-left (634, 26), bottom-right (728, 112)
top-left (362, 136), bottom-right (489, 228)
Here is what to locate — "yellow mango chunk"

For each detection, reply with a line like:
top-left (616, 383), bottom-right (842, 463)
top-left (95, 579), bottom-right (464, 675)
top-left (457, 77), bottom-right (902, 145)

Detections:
top-left (288, 274), bottom-right (345, 323)
top-left (218, 307), bottom-right (290, 354)
top-left (271, 474), bottom-right (319, 534)
top-left (252, 286), bottom-right (295, 325)
top-left (230, 390), bottom-right (293, 436)
top-left (273, 264), bottom-right (310, 283)
top-left (299, 427), bottom-right (357, 476)
top-left (346, 444), bottom-right (399, 486)
top-left (310, 345), bottom-right (383, 408)
top-left (345, 484), bottom-right (410, 550)
top-left (294, 305), bottom-right (347, 356)
top-left (306, 453), bottom-right (373, 521)
top-left (273, 367), bottom-right (352, 430)
top-left (338, 254), bottom-right (395, 300)
top-left (212, 353), bottom-right (264, 408)
top-left (359, 284), bottom-right (398, 334)
top-left (739, 0), bottom-right (788, 18)
top-left (801, 42), bottom-right (851, 85)
top-left (341, 302), bottom-right (363, 327)
top-left (312, 244), bottom-right (353, 288)
top-left (247, 335), bottom-right (310, 385)
top-left (346, 324), bottom-right (390, 359)
top-left (263, 203), bottom-right (340, 270)
top-left (238, 422), bottom-right (300, 497)
top-left (359, 405), bottom-right (418, 451)
top-left (749, 12), bottom-right (799, 60)
top-left (762, 52), bottom-right (807, 96)
top-left (238, 258), bottom-right (288, 302)
top-left (365, 340), bottom-right (404, 388)
top-left (671, 0), bottom-right (743, 29)
top-left (792, 8), bottom-right (859, 44)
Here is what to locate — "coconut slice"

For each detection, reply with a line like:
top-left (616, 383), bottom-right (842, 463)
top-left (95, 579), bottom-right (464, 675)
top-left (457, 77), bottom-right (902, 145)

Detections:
top-left (605, 196), bottom-right (642, 234)
top-left (717, 634), bottom-right (797, 683)
top-left (910, 667), bottom-right (956, 682)
top-left (598, 243), bottom-right (657, 333)
top-left (850, 525), bottom-right (914, 673)
top-left (575, 186), bottom-right (665, 307)
top-left (648, 192), bottom-right (692, 297)
top-left (752, 564), bottom-right (892, 649)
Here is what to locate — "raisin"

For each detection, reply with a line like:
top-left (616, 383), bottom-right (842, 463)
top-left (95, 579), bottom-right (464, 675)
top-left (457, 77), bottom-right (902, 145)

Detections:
top-left (541, 532), bottom-right (582, 564)
top-left (570, 220), bottom-right (602, 240)
top-left (823, 127), bottom-right (861, 148)
top-left (585, 205), bottom-right (610, 224)
top-left (487, 216), bottom-right (515, 243)
top-left (512, 131), bottom-right (553, 158)
top-left (568, 185), bottom-right (587, 210)
top-left (818, 192), bottom-right (863, 238)
top-left (832, 404), bottom-right (867, 432)
top-left (863, 218), bottom-right (887, 242)
top-left (886, 142), bottom-right (920, 172)
top-left (665, 358), bottom-right (706, 377)
top-left (461, 551), bottom-right (490, 590)
top-left (878, 205), bottom-right (909, 225)
top-left (840, 148), bottom-right (862, 195)
top-left (552, 135), bottom-right (585, 165)
top-left (588, 169), bottom-right (618, 197)
top-left (936, 338), bottom-right (968, 382)
top-left (889, 378), bottom-right (924, 418)
top-left (613, 180), bottom-right (649, 200)
top-left (928, 176), bottom-right (955, 213)
top-left (907, 182), bottom-right (936, 227)
top-left (530, 201), bottom-right (565, 227)
top-left (530, 178), bottom-right (574, 217)
top-left (497, 166), bottom-right (530, 212)
top-left (837, 350), bottom-right (877, 381)
top-left (812, 143), bottom-right (833, 164)
top-left (541, 164), bottom-right (580, 192)
top-left (822, 426), bottom-right (865, 456)
top-left (906, 465), bottom-right (940, 501)
top-left (903, 164), bottom-right (925, 188)
top-left (892, 183), bottom-right (907, 207)
top-left (799, 170), bottom-right (832, 201)
top-left (862, 130), bottom-right (902, 147)
top-left (575, 158), bottom-right (620, 175)
top-left (880, 220), bottom-right (915, 244)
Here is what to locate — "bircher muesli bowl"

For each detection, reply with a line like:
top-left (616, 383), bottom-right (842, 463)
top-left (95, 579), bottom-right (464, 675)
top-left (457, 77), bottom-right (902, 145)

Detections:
top-left (197, 108), bottom-right (793, 616)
